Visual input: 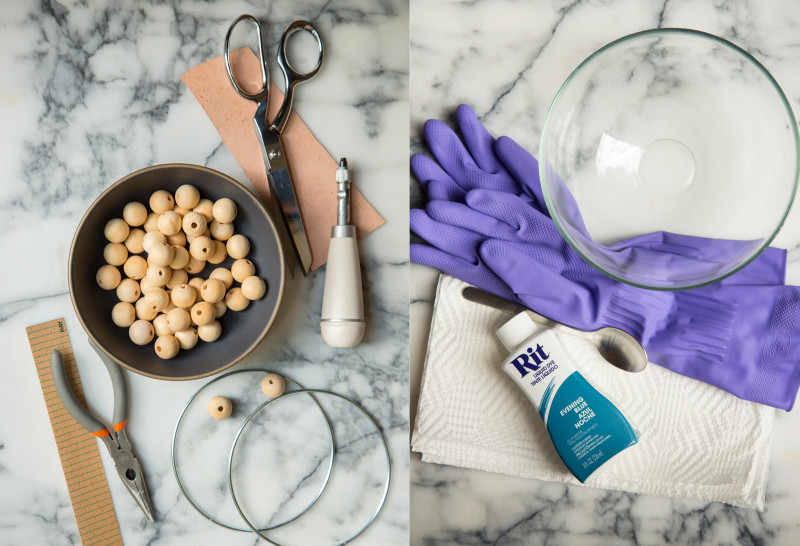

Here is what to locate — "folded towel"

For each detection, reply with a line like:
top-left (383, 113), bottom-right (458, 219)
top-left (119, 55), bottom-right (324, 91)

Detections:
top-left (412, 275), bottom-right (774, 510)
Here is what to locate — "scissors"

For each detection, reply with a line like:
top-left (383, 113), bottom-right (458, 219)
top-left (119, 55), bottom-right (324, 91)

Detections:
top-left (224, 14), bottom-right (324, 276)
top-left (50, 348), bottom-right (156, 522)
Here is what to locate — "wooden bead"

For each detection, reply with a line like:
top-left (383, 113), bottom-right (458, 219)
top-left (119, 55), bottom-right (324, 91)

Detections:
top-left (182, 211), bottom-right (207, 238)
top-left (175, 184), bottom-right (200, 209)
top-left (124, 228), bottom-right (146, 254)
top-left (226, 234), bottom-right (250, 259)
top-left (188, 276), bottom-right (205, 293)
top-left (143, 212), bottom-right (160, 232)
top-left (149, 190), bottom-right (174, 214)
top-left (169, 246), bottom-right (190, 270)
top-left (208, 395), bottom-right (232, 420)
top-left (166, 307), bottom-right (191, 332)
top-left (225, 287), bottom-right (249, 311)
top-left (166, 267), bottom-right (188, 289)
top-left (198, 320), bottom-right (222, 342)
top-left (185, 256), bottom-right (206, 275)
top-left (154, 335), bottom-right (180, 360)
top-left (139, 275), bottom-right (159, 295)
top-left (209, 220), bottom-right (234, 241)
top-left (212, 198), bottom-right (237, 223)
top-left (147, 243), bottom-right (174, 267)
top-left (143, 288), bottom-right (169, 313)
top-left (111, 301), bottom-right (136, 327)
top-left (193, 199), bottom-right (215, 222)
top-left (116, 278), bottom-right (141, 302)
top-left (209, 267), bottom-right (234, 289)
top-left (231, 259), bottom-right (256, 283)
top-left (123, 255), bottom-right (148, 280)
top-left (212, 300), bottom-right (227, 318)
top-left (206, 240), bottom-right (227, 265)
top-left (261, 373), bottom-right (285, 398)
top-left (189, 236), bottom-right (214, 261)
top-left (162, 297), bottom-right (177, 313)
top-left (200, 278), bottom-right (226, 303)
top-left (186, 227), bottom-right (211, 244)
top-left (174, 327), bottom-right (198, 350)
top-left (96, 265), bottom-right (121, 290)
top-left (190, 301), bottom-right (216, 326)
top-left (171, 284), bottom-right (196, 308)
top-left (142, 231), bottom-right (167, 252)
top-left (129, 319), bottom-right (154, 345)
top-left (153, 313), bottom-right (173, 337)
top-left (123, 202), bottom-right (148, 227)
top-left (104, 218), bottom-right (130, 244)
top-left (173, 206), bottom-right (191, 217)
top-left (166, 230), bottom-right (187, 247)
top-left (157, 211), bottom-right (182, 236)
top-left (104, 243), bottom-right (128, 266)
top-left (135, 297), bottom-right (159, 321)
top-left (241, 276), bottom-right (267, 300)
top-left (146, 265), bottom-right (171, 287)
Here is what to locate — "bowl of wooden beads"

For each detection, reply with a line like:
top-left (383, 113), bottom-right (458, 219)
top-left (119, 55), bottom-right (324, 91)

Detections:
top-left (69, 164), bottom-right (285, 380)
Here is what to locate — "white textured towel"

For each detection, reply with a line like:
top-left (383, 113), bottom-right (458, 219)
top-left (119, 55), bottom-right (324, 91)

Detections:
top-left (412, 275), bottom-right (775, 510)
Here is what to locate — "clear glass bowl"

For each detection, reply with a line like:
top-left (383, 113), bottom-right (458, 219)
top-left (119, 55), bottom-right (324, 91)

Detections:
top-left (539, 28), bottom-right (799, 290)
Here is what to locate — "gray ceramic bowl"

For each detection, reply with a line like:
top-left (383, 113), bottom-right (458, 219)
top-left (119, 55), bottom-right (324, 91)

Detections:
top-left (69, 164), bottom-right (285, 380)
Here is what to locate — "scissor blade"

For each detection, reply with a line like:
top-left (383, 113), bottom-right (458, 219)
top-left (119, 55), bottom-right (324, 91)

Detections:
top-left (253, 116), bottom-right (313, 276)
top-left (267, 166), bottom-right (313, 275)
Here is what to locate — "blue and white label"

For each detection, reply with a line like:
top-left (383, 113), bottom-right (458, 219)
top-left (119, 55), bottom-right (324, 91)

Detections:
top-left (501, 328), bottom-right (638, 483)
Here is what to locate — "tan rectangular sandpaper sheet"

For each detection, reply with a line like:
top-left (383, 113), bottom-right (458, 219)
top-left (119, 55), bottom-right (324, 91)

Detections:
top-left (26, 319), bottom-right (122, 545)
top-left (181, 48), bottom-right (385, 271)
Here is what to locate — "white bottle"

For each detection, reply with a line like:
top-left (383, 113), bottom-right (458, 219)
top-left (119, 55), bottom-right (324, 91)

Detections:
top-left (497, 311), bottom-right (639, 482)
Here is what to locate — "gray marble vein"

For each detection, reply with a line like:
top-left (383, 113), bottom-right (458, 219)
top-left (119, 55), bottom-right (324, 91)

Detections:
top-left (410, 0), bottom-right (800, 544)
top-left (1, 0), bottom-right (408, 544)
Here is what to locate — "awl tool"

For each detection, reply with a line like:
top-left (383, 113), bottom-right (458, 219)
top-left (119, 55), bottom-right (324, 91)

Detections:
top-left (321, 158), bottom-right (365, 347)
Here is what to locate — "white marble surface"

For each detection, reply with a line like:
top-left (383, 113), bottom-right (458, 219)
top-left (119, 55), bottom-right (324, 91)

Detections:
top-left (410, 0), bottom-right (800, 544)
top-left (0, 0), bottom-right (408, 544)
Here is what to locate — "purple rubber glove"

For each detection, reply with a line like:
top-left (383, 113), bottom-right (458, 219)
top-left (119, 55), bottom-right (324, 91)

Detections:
top-left (411, 223), bottom-right (800, 408)
top-left (411, 105), bottom-right (537, 203)
top-left (411, 194), bottom-right (798, 408)
top-left (413, 189), bottom-right (787, 287)
top-left (414, 106), bottom-right (788, 285)
top-left (481, 239), bottom-right (800, 410)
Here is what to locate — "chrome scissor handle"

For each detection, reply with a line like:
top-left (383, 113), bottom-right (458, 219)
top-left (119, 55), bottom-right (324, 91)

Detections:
top-left (223, 14), bottom-right (270, 103)
top-left (271, 20), bottom-right (324, 134)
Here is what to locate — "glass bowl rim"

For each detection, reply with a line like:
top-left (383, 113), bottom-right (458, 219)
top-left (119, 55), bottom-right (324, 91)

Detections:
top-left (539, 27), bottom-right (800, 291)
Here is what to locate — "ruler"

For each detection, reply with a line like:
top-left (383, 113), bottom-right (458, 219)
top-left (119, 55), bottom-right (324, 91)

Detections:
top-left (26, 318), bottom-right (123, 545)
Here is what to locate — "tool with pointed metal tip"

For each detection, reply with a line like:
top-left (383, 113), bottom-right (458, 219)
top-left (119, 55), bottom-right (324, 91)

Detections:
top-left (50, 349), bottom-right (156, 522)
top-left (461, 286), bottom-right (648, 373)
top-left (320, 158), bottom-right (366, 347)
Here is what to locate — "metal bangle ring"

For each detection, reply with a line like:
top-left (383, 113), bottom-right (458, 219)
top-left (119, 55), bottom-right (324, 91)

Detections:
top-left (171, 369), bottom-right (335, 532)
top-left (227, 388), bottom-right (392, 546)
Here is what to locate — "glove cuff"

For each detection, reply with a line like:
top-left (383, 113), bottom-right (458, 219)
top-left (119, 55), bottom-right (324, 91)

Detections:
top-left (600, 282), bottom-right (675, 343)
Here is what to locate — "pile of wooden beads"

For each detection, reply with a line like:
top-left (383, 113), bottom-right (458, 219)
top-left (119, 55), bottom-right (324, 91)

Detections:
top-left (96, 185), bottom-right (268, 359)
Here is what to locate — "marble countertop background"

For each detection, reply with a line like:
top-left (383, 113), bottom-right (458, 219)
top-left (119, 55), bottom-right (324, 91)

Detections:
top-left (0, 0), bottom-right (409, 544)
top-left (410, 0), bottom-right (800, 544)
top-left (5, 0), bottom-right (800, 543)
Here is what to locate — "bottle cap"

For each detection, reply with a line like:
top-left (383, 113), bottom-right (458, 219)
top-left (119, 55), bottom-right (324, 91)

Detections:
top-left (496, 311), bottom-right (541, 351)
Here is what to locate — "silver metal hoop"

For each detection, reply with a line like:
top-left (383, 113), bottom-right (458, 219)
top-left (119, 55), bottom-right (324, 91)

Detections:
top-left (171, 369), bottom-right (335, 532)
top-left (228, 388), bottom-right (392, 546)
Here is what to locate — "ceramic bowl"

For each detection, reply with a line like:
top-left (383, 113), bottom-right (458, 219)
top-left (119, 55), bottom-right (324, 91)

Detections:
top-left (69, 164), bottom-right (284, 380)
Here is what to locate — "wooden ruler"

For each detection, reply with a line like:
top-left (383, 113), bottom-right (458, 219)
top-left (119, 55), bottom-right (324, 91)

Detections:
top-left (26, 318), bottom-right (123, 545)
